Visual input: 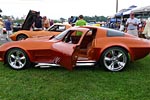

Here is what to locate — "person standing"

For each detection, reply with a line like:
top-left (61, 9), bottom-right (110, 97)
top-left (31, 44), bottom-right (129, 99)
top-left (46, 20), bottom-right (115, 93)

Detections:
top-left (33, 12), bottom-right (43, 30)
top-left (75, 15), bottom-right (86, 26)
top-left (49, 19), bottom-right (54, 26)
top-left (126, 12), bottom-right (139, 37)
top-left (75, 15), bottom-right (86, 36)
top-left (43, 16), bottom-right (50, 29)
top-left (142, 18), bottom-right (150, 39)
top-left (68, 16), bottom-right (74, 24)
top-left (0, 17), bottom-right (4, 40)
top-left (5, 17), bottom-right (13, 40)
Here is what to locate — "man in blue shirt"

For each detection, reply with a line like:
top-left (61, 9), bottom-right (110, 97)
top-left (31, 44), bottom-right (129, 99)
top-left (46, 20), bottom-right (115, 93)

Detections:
top-left (5, 17), bottom-right (13, 40)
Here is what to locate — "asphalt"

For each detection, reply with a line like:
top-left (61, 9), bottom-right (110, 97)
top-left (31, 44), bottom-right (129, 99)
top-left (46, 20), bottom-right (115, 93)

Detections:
top-left (0, 34), bottom-right (12, 44)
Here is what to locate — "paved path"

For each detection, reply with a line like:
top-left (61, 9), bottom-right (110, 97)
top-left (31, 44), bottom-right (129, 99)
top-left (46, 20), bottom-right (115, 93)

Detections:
top-left (0, 34), bottom-right (11, 44)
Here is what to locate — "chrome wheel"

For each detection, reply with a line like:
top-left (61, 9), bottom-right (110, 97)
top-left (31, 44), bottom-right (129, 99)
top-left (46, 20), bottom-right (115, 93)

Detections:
top-left (6, 48), bottom-right (30, 70)
top-left (101, 47), bottom-right (129, 72)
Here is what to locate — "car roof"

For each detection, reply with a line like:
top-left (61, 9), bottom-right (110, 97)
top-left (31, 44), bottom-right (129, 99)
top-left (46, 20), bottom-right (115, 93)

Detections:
top-left (69, 27), bottom-right (90, 31)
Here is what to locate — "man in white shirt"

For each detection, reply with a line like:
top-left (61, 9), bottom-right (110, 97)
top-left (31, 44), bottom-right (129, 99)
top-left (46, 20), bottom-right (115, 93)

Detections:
top-left (126, 12), bottom-right (139, 37)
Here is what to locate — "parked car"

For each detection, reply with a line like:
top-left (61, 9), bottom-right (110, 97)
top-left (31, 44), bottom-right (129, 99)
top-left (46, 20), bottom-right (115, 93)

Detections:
top-left (10, 23), bottom-right (71, 41)
top-left (13, 23), bottom-right (22, 32)
top-left (0, 26), bottom-right (150, 72)
top-left (9, 10), bottom-right (71, 41)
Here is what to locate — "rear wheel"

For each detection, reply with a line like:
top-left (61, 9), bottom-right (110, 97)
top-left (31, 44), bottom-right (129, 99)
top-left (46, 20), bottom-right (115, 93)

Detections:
top-left (17, 34), bottom-right (28, 41)
top-left (6, 48), bottom-right (31, 70)
top-left (100, 47), bottom-right (129, 72)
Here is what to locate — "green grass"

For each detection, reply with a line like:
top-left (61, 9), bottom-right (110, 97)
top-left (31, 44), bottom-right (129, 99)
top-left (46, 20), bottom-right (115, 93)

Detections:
top-left (0, 56), bottom-right (150, 100)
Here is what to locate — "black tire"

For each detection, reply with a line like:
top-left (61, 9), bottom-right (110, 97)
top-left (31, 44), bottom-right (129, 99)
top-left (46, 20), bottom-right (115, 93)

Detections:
top-left (6, 48), bottom-right (31, 70)
top-left (16, 34), bottom-right (28, 41)
top-left (99, 47), bottom-right (129, 72)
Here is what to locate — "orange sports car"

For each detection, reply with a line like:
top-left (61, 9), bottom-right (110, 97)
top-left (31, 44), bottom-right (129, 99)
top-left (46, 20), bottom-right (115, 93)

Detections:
top-left (10, 23), bottom-right (71, 41)
top-left (0, 26), bottom-right (150, 72)
top-left (9, 10), bottom-right (71, 41)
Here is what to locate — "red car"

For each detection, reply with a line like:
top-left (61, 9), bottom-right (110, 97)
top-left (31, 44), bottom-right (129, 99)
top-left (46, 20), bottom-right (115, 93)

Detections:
top-left (0, 26), bottom-right (150, 72)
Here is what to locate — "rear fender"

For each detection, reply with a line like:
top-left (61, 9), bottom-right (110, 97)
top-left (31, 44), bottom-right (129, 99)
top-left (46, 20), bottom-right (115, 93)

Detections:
top-left (98, 44), bottom-right (132, 61)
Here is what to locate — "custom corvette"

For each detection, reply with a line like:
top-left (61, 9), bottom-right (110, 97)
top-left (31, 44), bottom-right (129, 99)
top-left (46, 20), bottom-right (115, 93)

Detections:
top-left (9, 10), bottom-right (71, 41)
top-left (0, 26), bottom-right (150, 72)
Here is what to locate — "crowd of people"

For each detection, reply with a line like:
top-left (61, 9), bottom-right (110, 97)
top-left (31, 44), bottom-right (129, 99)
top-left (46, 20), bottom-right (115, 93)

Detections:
top-left (106, 12), bottom-right (150, 39)
top-left (125, 12), bottom-right (150, 39)
top-left (0, 12), bottom-right (55, 41)
top-left (68, 13), bottom-right (150, 39)
top-left (32, 12), bottom-right (54, 30)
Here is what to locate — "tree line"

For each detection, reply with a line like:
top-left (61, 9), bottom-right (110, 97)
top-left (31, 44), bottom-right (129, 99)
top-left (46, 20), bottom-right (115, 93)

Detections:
top-left (1, 15), bottom-right (108, 25)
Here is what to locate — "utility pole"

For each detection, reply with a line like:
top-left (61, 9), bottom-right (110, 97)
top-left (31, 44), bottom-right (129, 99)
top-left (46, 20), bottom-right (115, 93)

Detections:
top-left (116, 0), bottom-right (118, 13)
top-left (115, 0), bottom-right (119, 24)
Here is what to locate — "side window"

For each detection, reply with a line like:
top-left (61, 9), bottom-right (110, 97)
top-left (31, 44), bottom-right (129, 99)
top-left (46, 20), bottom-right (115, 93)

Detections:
top-left (63, 30), bottom-right (82, 44)
top-left (80, 29), bottom-right (96, 49)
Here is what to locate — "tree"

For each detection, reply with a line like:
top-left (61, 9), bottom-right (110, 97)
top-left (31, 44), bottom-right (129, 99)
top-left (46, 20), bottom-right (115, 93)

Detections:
top-left (84, 16), bottom-right (107, 22)
top-left (60, 17), bottom-right (66, 23)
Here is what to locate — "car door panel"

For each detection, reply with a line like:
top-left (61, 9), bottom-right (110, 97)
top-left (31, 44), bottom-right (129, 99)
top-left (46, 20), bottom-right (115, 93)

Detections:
top-left (49, 29), bottom-right (89, 70)
top-left (52, 42), bottom-right (78, 70)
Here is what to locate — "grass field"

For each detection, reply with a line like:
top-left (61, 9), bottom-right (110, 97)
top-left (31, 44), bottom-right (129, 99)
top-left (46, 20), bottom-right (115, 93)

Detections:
top-left (0, 56), bottom-right (150, 100)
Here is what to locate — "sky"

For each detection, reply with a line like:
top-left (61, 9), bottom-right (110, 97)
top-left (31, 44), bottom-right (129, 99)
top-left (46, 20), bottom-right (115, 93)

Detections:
top-left (0, 0), bottom-right (150, 19)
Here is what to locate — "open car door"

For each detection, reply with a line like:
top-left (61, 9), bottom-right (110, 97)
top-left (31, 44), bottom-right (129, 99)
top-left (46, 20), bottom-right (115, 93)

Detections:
top-left (21, 10), bottom-right (38, 30)
top-left (51, 28), bottom-right (90, 70)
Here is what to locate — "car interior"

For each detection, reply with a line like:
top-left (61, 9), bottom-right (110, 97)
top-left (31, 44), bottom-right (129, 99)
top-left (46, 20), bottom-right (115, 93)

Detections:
top-left (79, 29), bottom-right (96, 59)
top-left (63, 28), bottom-right (97, 59)
top-left (49, 25), bottom-right (66, 32)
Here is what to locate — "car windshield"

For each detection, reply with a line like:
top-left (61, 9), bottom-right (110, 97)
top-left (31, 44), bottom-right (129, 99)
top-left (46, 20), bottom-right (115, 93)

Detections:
top-left (47, 25), bottom-right (65, 32)
top-left (54, 30), bottom-right (69, 40)
top-left (47, 24), bottom-right (55, 31)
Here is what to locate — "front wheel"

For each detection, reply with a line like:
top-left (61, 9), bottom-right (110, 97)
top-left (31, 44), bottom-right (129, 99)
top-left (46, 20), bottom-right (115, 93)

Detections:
top-left (6, 48), bottom-right (31, 70)
top-left (100, 47), bottom-right (129, 72)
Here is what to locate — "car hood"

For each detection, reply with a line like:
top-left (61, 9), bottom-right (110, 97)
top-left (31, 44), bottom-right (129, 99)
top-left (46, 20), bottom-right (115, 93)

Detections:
top-left (26, 35), bottom-right (53, 40)
top-left (0, 37), bottom-right (59, 51)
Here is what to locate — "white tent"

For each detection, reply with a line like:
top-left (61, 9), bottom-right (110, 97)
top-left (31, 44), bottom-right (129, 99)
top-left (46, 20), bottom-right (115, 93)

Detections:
top-left (132, 5), bottom-right (150, 13)
top-left (115, 5), bottom-right (137, 17)
top-left (123, 7), bottom-right (138, 15)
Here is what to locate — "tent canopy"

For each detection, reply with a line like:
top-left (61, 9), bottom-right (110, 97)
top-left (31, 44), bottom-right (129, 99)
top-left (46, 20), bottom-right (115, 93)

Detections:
top-left (115, 5), bottom-right (137, 17)
top-left (132, 5), bottom-right (150, 13)
top-left (123, 7), bottom-right (138, 15)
